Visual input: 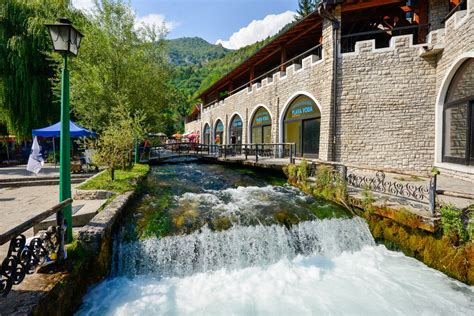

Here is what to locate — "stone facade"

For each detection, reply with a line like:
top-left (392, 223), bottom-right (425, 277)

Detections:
top-left (185, 0), bottom-right (474, 179)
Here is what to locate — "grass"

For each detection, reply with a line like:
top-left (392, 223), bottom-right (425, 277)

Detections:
top-left (77, 164), bottom-right (150, 194)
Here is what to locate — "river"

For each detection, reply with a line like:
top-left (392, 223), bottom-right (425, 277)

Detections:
top-left (77, 162), bottom-right (474, 315)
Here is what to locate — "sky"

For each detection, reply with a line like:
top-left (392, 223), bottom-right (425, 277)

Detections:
top-left (72, 0), bottom-right (297, 49)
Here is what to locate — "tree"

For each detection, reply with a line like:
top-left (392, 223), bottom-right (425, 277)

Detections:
top-left (93, 104), bottom-right (147, 180)
top-left (65, 0), bottom-right (172, 135)
top-left (295, 0), bottom-right (320, 20)
top-left (0, 0), bottom-right (74, 139)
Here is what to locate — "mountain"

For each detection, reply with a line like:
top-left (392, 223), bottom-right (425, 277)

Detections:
top-left (165, 37), bottom-right (230, 66)
top-left (170, 37), bottom-right (272, 110)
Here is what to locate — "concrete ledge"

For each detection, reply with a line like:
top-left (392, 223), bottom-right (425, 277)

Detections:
top-left (77, 191), bottom-right (134, 253)
top-left (73, 189), bottom-right (115, 200)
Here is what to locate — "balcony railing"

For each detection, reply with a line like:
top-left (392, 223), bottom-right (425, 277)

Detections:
top-left (341, 24), bottom-right (431, 53)
top-left (203, 44), bottom-right (323, 108)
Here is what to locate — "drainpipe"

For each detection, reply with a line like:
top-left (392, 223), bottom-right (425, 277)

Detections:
top-left (319, 1), bottom-right (341, 162)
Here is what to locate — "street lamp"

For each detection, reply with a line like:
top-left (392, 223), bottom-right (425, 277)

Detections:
top-left (46, 18), bottom-right (83, 243)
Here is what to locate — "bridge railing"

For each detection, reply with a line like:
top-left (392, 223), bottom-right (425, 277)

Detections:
top-left (0, 198), bottom-right (72, 297)
top-left (144, 142), bottom-right (296, 163)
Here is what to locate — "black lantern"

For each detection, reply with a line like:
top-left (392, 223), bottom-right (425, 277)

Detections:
top-left (45, 18), bottom-right (83, 56)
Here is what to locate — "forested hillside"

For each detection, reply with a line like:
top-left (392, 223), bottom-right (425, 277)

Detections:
top-left (169, 37), bottom-right (273, 112)
top-left (165, 37), bottom-right (229, 65)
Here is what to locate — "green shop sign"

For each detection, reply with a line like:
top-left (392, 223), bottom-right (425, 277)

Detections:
top-left (253, 108), bottom-right (271, 126)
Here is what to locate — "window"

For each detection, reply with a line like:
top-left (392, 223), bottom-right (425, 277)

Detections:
top-left (284, 95), bottom-right (321, 157)
top-left (251, 107), bottom-right (272, 143)
top-left (229, 115), bottom-right (243, 144)
top-left (214, 120), bottom-right (224, 144)
top-left (203, 124), bottom-right (210, 145)
top-left (443, 59), bottom-right (474, 165)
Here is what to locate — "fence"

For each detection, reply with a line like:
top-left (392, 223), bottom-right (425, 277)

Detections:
top-left (145, 142), bottom-right (296, 164)
top-left (306, 161), bottom-right (437, 215)
top-left (0, 198), bottom-right (72, 297)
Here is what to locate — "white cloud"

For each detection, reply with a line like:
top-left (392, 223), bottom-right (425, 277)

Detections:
top-left (216, 11), bottom-right (295, 49)
top-left (71, 0), bottom-right (95, 12)
top-left (135, 14), bottom-right (178, 33)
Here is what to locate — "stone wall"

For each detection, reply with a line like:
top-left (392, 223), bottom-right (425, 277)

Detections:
top-left (186, 1), bottom-right (474, 177)
top-left (337, 35), bottom-right (438, 172)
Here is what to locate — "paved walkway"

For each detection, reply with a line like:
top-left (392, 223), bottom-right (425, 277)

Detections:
top-left (0, 165), bottom-right (103, 259)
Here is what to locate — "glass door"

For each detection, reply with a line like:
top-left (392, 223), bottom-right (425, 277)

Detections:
top-left (302, 118), bottom-right (320, 157)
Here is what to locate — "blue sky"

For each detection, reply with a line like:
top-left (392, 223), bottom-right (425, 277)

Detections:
top-left (73, 0), bottom-right (297, 49)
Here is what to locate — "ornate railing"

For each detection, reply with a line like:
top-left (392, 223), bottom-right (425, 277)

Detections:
top-left (0, 198), bottom-right (72, 297)
top-left (346, 171), bottom-right (430, 202)
top-left (306, 161), bottom-right (437, 214)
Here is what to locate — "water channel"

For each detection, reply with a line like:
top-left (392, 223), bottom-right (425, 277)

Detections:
top-left (77, 162), bottom-right (474, 315)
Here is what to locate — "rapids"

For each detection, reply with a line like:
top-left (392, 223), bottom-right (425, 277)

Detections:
top-left (76, 163), bottom-right (474, 315)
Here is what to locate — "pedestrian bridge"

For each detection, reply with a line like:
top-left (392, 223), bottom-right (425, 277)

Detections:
top-left (140, 142), bottom-right (296, 166)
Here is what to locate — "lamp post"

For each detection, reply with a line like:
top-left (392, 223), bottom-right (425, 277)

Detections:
top-left (46, 18), bottom-right (83, 242)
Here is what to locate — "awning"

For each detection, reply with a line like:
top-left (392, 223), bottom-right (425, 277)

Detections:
top-left (32, 120), bottom-right (97, 138)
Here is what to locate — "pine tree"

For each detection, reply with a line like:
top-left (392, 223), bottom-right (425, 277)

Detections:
top-left (295, 0), bottom-right (320, 20)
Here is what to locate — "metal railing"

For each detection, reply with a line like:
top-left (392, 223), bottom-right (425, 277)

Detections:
top-left (144, 142), bottom-right (296, 164)
top-left (0, 198), bottom-right (72, 297)
top-left (341, 24), bottom-right (431, 53)
top-left (443, 0), bottom-right (468, 23)
top-left (305, 160), bottom-right (437, 215)
top-left (203, 44), bottom-right (323, 109)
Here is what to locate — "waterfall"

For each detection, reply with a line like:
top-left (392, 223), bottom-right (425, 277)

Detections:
top-left (112, 218), bottom-right (374, 278)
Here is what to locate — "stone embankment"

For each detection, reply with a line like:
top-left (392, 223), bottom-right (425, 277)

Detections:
top-left (284, 163), bottom-right (474, 285)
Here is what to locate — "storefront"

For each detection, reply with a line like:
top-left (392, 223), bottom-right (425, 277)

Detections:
top-left (283, 95), bottom-right (320, 157)
top-left (251, 107), bottom-right (272, 144)
top-left (214, 120), bottom-right (224, 144)
top-left (229, 115), bottom-right (243, 144)
top-left (203, 124), bottom-right (211, 145)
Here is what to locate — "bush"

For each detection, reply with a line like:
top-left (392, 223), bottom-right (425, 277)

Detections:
top-left (440, 203), bottom-right (468, 244)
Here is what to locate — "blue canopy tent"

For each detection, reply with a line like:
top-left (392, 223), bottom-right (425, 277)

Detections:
top-left (32, 120), bottom-right (96, 138)
top-left (32, 120), bottom-right (96, 165)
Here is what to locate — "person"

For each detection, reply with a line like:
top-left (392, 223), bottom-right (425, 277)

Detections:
top-left (230, 133), bottom-right (237, 156)
top-left (215, 135), bottom-right (221, 156)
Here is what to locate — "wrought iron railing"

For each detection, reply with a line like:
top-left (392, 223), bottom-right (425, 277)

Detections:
top-left (341, 24), bottom-right (431, 53)
top-left (0, 198), bottom-right (72, 297)
top-left (306, 160), bottom-right (437, 214)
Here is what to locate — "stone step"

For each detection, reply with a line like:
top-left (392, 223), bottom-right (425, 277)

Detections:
top-left (0, 178), bottom-right (85, 188)
top-left (0, 173), bottom-right (93, 184)
top-left (33, 199), bottom-right (107, 234)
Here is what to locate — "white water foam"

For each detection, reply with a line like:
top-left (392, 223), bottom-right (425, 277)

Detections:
top-left (78, 218), bottom-right (474, 315)
top-left (112, 218), bottom-right (373, 277)
top-left (78, 245), bottom-right (474, 315)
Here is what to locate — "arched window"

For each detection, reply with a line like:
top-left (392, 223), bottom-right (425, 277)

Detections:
top-left (251, 107), bottom-right (272, 143)
top-left (203, 124), bottom-right (211, 145)
top-left (214, 120), bottom-right (224, 144)
top-left (443, 59), bottom-right (474, 165)
top-left (229, 114), bottom-right (243, 145)
top-left (284, 95), bottom-right (321, 157)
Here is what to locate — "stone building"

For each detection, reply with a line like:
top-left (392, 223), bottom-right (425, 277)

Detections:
top-left (185, 0), bottom-right (474, 180)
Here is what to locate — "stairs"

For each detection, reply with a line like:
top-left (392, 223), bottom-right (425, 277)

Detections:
top-left (0, 174), bottom-right (93, 188)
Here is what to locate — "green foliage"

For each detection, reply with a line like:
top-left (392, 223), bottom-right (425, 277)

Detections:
top-left (165, 37), bottom-right (229, 66)
top-left (78, 163), bottom-right (149, 193)
top-left (311, 165), bottom-right (348, 206)
top-left (92, 106), bottom-right (147, 180)
top-left (0, 0), bottom-right (74, 139)
top-left (62, 0), bottom-right (178, 135)
top-left (361, 185), bottom-right (375, 212)
top-left (296, 159), bottom-right (309, 182)
top-left (440, 203), bottom-right (468, 243)
top-left (296, 0), bottom-right (320, 20)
